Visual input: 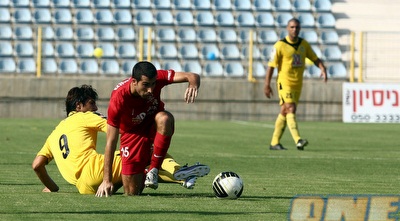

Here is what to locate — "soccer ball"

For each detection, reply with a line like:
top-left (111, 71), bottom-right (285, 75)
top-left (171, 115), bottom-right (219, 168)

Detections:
top-left (212, 171), bottom-right (243, 199)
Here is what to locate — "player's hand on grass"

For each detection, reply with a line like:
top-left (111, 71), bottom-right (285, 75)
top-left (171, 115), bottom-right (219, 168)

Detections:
top-left (95, 181), bottom-right (113, 197)
top-left (184, 87), bottom-right (198, 103)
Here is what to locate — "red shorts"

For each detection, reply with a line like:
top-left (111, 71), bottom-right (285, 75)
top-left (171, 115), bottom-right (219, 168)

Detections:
top-left (119, 129), bottom-right (155, 175)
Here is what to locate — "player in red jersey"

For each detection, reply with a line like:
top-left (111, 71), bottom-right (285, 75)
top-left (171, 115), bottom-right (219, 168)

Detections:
top-left (96, 61), bottom-right (202, 196)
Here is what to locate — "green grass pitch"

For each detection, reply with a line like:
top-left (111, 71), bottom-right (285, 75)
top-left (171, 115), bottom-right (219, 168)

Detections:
top-left (0, 118), bottom-right (399, 220)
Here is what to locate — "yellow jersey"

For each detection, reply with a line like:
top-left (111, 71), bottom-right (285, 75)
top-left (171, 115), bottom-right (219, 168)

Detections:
top-left (268, 36), bottom-right (318, 90)
top-left (37, 111), bottom-right (107, 185)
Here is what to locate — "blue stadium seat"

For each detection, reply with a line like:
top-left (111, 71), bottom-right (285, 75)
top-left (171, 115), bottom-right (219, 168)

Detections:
top-left (320, 30), bottom-right (339, 44)
top-left (198, 29), bottom-right (217, 43)
top-left (273, 0), bottom-right (292, 11)
top-left (279, 29), bottom-right (288, 39)
top-left (299, 29), bottom-right (318, 44)
top-left (97, 43), bottom-right (115, 58)
top-left (179, 44), bottom-right (198, 59)
top-left (14, 8), bottom-right (31, 23)
top-left (174, 0), bottom-right (192, 10)
top-left (323, 46), bottom-right (342, 61)
top-left (193, 0), bottom-right (211, 10)
top-left (154, 0), bottom-right (171, 9)
top-left (96, 27), bottom-right (115, 41)
top-left (156, 28), bottom-right (175, 42)
top-left (221, 44), bottom-right (241, 60)
top-left (276, 12), bottom-right (293, 27)
top-left (12, 0), bottom-right (30, 8)
top-left (155, 11), bottom-right (174, 26)
top-left (75, 9), bottom-right (95, 24)
top-left (77, 27), bottom-right (95, 41)
top-left (133, 0), bottom-right (151, 9)
top-left (311, 45), bottom-right (322, 57)
top-left (80, 59), bottom-right (99, 75)
top-left (238, 29), bottom-right (257, 43)
top-left (237, 12), bottom-right (256, 27)
top-left (214, 0), bottom-right (231, 11)
top-left (242, 45), bottom-right (261, 60)
top-left (15, 42), bottom-right (34, 57)
top-left (254, 0), bottom-right (272, 11)
top-left (0, 58), bottom-right (16, 73)
top-left (114, 10), bottom-right (132, 24)
top-left (163, 61), bottom-right (182, 71)
top-left (55, 27), bottom-right (74, 41)
top-left (121, 59), bottom-right (136, 74)
top-left (117, 43), bottom-right (136, 58)
top-left (313, 0), bottom-right (332, 12)
top-left (176, 11), bottom-right (194, 26)
top-left (142, 43), bottom-right (156, 58)
top-left (54, 9), bottom-right (72, 24)
top-left (0, 0), bottom-right (10, 7)
top-left (96, 9), bottom-right (114, 24)
top-left (0, 42), bottom-right (13, 57)
top-left (252, 62), bottom-right (266, 78)
top-left (183, 61), bottom-right (202, 74)
top-left (33, 8), bottom-right (52, 24)
top-left (41, 42), bottom-right (54, 57)
top-left (17, 58), bottom-right (36, 73)
top-left (196, 11), bottom-right (215, 26)
top-left (306, 65), bottom-right (321, 77)
top-left (56, 43), bottom-right (75, 57)
top-left (41, 26), bottom-right (54, 40)
top-left (259, 30), bottom-right (278, 44)
top-left (59, 59), bottom-right (78, 74)
top-left (177, 28), bottom-right (196, 42)
top-left (73, 0), bottom-right (91, 8)
top-left (293, 0), bottom-right (311, 12)
top-left (0, 8), bottom-right (11, 23)
top-left (134, 10), bottom-right (154, 25)
top-left (113, 0), bottom-right (131, 8)
top-left (256, 12), bottom-right (275, 27)
top-left (94, 0), bottom-right (110, 8)
top-left (158, 44), bottom-right (178, 59)
top-left (76, 43), bottom-right (95, 58)
top-left (0, 26), bottom-right (12, 40)
top-left (116, 27), bottom-right (135, 41)
top-left (233, 0), bottom-right (252, 11)
top-left (201, 44), bottom-right (219, 60)
top-left (216, 11), bottom-right (235, 27)
top-left (328, 62), bottom-right (347, 78)
top-left (204, 61), bottom-right (223, 77)
top-left (53, 0), bottom-right (70, 8)
top-left (15, 26), bottom-right (33, 40)
top-left (261, 45), bottom-right (275, 60)
top-left (317, 13), bottom-right (336, 28)
top-left (225, 62), bottom-right (244, 77)
top-left (151, 60), bottom-right (161, 69)
top-left (218, 29), bottom-right (238, 43)
top-left (42, 58), bottom-right (57, 74)
top-left (298, 13), bottom-right (315, 28)
top-left (101, 60), bottom-right (120, 75)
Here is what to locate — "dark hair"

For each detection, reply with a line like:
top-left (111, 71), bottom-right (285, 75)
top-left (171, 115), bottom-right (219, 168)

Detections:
top-left (65, 85), bottom-right (98, 116)
top-left (287, 18), bottom-right (301, 26)
top-left (131, 61), bottom-right (157, 81)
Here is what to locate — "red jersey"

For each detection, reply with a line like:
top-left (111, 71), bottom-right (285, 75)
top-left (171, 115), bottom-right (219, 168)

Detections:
top-left (107, 70), bottom-right (175, 136)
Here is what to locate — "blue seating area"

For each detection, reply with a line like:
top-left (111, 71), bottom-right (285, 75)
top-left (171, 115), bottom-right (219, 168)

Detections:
top-left (0, 0), bottom-right (346, 78)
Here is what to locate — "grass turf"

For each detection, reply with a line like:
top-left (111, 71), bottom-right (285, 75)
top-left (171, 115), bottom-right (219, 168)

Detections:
top-left (0, 119), bottom-right (399, 220)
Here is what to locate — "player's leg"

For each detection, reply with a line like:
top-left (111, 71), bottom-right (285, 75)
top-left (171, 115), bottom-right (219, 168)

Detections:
top-left (269, 91), bottom-right (288, 150)
top-left (158, 153), bottom-right (181, 183)
top-left (145, 111), bottom-right (175, 189)
top-left (122, 174), bottom-right (144, 195)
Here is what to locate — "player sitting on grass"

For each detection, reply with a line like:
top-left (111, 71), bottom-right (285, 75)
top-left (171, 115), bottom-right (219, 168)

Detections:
top-left (32, 85), bottom-right (210, 194)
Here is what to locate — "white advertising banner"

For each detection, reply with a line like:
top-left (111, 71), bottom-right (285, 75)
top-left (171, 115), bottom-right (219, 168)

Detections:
top-left (343, 83), bottom-right (400, 123)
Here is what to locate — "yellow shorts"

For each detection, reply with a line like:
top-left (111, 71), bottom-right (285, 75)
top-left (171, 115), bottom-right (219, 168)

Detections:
top-left (76, 152), bottom-right (122, 194)
top-left (277, 83), bottom-right (301, 105)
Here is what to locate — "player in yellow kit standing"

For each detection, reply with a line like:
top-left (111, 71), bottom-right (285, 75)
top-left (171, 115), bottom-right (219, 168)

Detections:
top-left (264, 18), bottom-right (328, 150)
top-left (32, 85), bottom-right (209, 194)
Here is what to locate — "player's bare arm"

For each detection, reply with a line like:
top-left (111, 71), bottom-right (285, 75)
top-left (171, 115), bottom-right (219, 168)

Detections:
top-left (95, 124), bottom-right (119, 197)
top-left (264, 67), bottom-right (275, 98)
top-left (173, 72), bottom-right (200, 103)
top-left (32, 155), bottom-right (59, 192)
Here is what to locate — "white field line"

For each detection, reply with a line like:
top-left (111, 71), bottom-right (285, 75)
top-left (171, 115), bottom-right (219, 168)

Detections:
top-left (230, 120), bottom-right (275, 129)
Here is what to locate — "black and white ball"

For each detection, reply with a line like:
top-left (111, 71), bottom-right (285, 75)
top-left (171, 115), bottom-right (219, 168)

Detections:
top-left (212, 171), bottom-right (243, 199)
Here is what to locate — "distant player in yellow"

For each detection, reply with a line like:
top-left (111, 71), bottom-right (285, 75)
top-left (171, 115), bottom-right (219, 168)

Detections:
top-left (32, 85), bottom-right (209, 194)
top-left (264, 18), bottom-right (328, 150)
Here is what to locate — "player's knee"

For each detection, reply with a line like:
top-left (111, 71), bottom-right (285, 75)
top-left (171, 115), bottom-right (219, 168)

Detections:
top-left (155, 111), bottom-right (174, 127)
